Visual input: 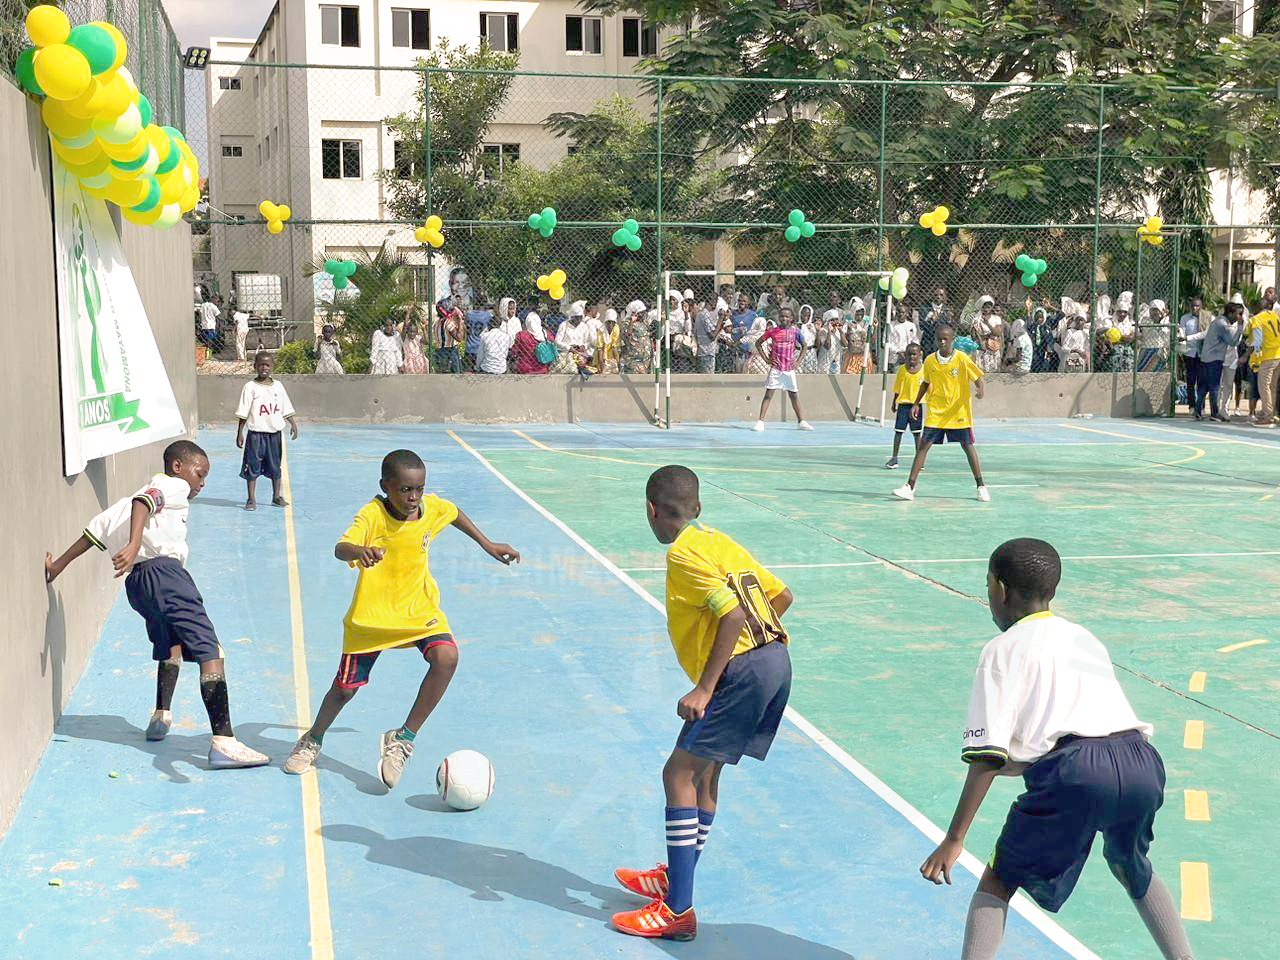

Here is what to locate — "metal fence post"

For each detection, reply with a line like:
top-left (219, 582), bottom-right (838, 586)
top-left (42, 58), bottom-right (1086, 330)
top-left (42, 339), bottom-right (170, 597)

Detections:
top-left (424, 69), bottom-right (435, 370)
top-left (1133, 240), bottom-right (1143, 417)
top-left (1088, 86), bottom-right (1105, 367)
top-left (1171, 233), bottom-right (1182, 415)
top-left (654, 77), bottom-right (665, 427)
top-left (876, 82), bottom-right (888, 275)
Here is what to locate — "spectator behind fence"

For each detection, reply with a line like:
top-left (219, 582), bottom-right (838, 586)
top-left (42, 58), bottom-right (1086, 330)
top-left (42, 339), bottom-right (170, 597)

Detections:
top-left (597, 308), bottom-right (622, 373)
top-left (920, 288), bottom-right (951, 354)
top-left (842, 298), bottom-right (872, 374)
top-left (510, 311), bottom-right (550, 375)
top-left (1028, 305), bottom-right (1057, 372)
top-left (1178, 296), bottom-right (1205, 405)
top-left (370, 316), bottom-right (403, 375)
top-left (315, 323), bottom-right (343, 374)
top-left (233, 305), bottom-right (250, 361)
top-left (434, 297), bottom-right (464, 373)
top-left (556, 301), bottom-right (594, 373)
top-left (1136, 299), bottom-right (1170, 372)
top-left (1004, 319), bottom-right (1033, 374)
top-left (973, 296), bottom-right (1003, 374)
top-left (401, 320), bottom-right (427, 374)
top-left (476, 316), bottom-right (511, 375)
top-left (758, 283), bottom-right (799, 322)
top-left (622, 300), bottom-right (651, 374)
top-left (1057, 302), bottom-right (1090, 372)
top-left (692, 298), bottom-right (723, 374)
top-left (732, 293), bottom-right (758, 372)
top-left (887, 304), bottom-right (920, 372)
top-left (797, 305), bottom-right (819, 373)
top-left (498, 297), bottom-right (522, 345)
top-left (198, 295), bottom-right (222, 350)
top-left (464, 302), bottom-right (491, 372)
top-left (1101, 292), bottom-right (1136, 372)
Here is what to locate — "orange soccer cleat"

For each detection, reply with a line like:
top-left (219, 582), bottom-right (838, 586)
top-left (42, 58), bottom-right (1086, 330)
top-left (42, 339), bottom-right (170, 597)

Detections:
top-left (614, 863), bottom-right (669, 899)
top-left (612, 898), bottom-right (697, 941)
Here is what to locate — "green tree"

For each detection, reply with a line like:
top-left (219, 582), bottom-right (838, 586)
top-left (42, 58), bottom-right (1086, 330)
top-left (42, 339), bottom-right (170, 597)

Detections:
top-left (307, 243), bottom-right (416, 371)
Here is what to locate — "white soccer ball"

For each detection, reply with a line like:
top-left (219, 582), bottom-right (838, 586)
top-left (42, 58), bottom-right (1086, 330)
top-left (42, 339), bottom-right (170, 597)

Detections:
top-left (436, 749), bottom-right (494, 811)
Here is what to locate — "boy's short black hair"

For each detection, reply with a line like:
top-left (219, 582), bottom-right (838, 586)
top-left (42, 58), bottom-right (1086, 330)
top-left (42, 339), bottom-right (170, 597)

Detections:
top-left (989, 538), bottom-right (1062, 599)
top-left (254, 350), bottom-right (272, 363)
top-left (163, 439), bottom-right (207, 473)
top-left (647, 465), bottom-right (699, 518)
top-left (382, 449), bottom-right (425, 482)
top-left (938, 323), bottom-right (956, 336)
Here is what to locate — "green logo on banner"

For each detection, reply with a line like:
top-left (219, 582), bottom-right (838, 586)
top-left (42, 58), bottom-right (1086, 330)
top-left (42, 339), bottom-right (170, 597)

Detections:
top-left (78, 392), bottom-right (149, 433)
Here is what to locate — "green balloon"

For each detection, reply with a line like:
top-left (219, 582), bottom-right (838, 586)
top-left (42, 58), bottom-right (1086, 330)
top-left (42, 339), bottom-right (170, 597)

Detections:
top-left (1021, 272), bottom-right (1038, 287)
top-left (527, 213), bottom-right (541, 229)
top-left (1035, 258), bottom-right (1047, 274)
top-left (625, 234), bottom-right (642, 251)
top-left (68, 24), bottom-right (118, 76)
top-left (137, 94), bottom-right (152, 130)
top-left (784, 225), bottom-right (801, 243)
top-left (15, 47), bottom-right (43, 96)
top-left (891, 281), bottom-right (907, 299)
top-left (612, 228), bottom-right (629, 246)
top-left (623, 218), bottom-right (638, 234)
top-left (161, 126), bottom-right (186, 145)
top-left (324, 258), bottom-right (340, 273)
top-left (333, 275), bottom-right (348, 290)
top-left (539, 224), bottom-right (553, 238)
top-left (878, 275), bottom-right (891, 291)
top-left (132, 177), bottom-right (162, 214)
top-left (541, 206), bottom-right (557, 226)
top-left (787, 209), bottom-right (805, 227)
top-left (800, 221), bottom-right (815, 238)
top-left (155, 136), bottom-right (181, 175)
top-left (1014, 254), bottom-right (1030, 271)
top-left (112, 151), bottom-right (150, 172)
top-left (340, 261), bottom-right (356, 277)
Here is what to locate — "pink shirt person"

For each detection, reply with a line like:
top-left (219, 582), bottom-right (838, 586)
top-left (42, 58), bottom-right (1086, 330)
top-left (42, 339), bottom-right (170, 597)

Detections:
top-left (758, 325), bottom-right (800, 372)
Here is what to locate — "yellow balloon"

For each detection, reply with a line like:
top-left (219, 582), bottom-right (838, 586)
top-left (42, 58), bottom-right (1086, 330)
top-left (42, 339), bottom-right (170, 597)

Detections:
top-left (268, 219), bottom-right (284, 234)
top-left (55, 126), bottom-right (98, 150)
top-left (414, 227), bottom-right (428, 243)
top-left (179, 186), bottom-right (199, 212)
top-left (936, 205), bottom-right (950, 220)
top-left (60, 77), bottom-right (106, 119)
top-left (931, 222), bottom-right (946, 237)
top-left (90, 23), bottom-right (128, 72)
top-left (1151, 235), bottom-right (1164, 247)
top-left (918, 212), bottom-right (933, 228)
top-left (550, 269), bottom-right (566, 285)
top-left (277, 204), bottom-right (291, 220)
top-left (536, 274), bottom-right (550, 290)
top-left (51, 136), bottom-right (104, 166)
top-left (101, 132), bottom-right (147, 162)
top-left (145, 125), bottom-right (171, 161)
top-left (26, 5), bottom-right (71, 48)
top-left (104, 177), bottom-right (148, 207)
top-left (427, 231), bottom-right (444, 248)
top-left (42, 96), bottom-right (93, 138)
top-left (426, 215), bottom-right (442, 231)
top-left (259, 200), bottom-right (278, 218)
top-left (159, 172), bottom-right (185, 204)
top-left (93, 73), bottom-right (133, 118)
top-left (35, 44), bottom-right (92, 101)
top-left (121, 202), bottom-right (164, 226)
top-left (549, 286), bottom-right (565, 301)
top-left (81, 170), bottom-right (114, 190)
top-left (62, 151), bottom-right (112, 179)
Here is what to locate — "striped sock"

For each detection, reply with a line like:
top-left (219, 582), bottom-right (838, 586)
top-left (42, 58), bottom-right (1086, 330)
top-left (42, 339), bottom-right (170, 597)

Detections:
top-left (663, 806), bottom-right (699, 914)
top-left (695, 809), bottom-right (715, 862)
top-left (395, 726), bottom-right (416, 743)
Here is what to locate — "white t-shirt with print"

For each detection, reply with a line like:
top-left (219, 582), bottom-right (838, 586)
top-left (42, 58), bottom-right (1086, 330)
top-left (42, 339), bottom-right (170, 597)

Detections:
top-left (236, 378), bottom-right (295, 433)
top-left (83, 473), bottom-right (192, 567)
top-left (961, 613), bottom-right (1152, 765)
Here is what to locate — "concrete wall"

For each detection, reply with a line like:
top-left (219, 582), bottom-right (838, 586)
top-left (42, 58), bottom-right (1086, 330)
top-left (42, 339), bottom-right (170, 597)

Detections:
top-left (0, 83), bottom-right (196, 836)
top-left (197, 370), bottom-right (1172, 425)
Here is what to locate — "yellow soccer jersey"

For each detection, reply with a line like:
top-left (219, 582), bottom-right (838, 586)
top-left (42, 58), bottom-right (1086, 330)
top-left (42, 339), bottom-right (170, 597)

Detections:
top-left (921, 349), bottom-right (983, 429)
top-left (339, 495), bottom-right (458, 653)
top-left (664, 522), bottom-right (789, 683)
top-left (893, 364), bottom-right (925, 406)
top-left (1252, 310), bottom-right (1280, 362)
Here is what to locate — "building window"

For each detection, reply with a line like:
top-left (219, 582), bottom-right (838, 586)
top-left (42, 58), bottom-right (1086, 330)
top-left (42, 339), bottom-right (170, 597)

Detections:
top-left (218, 76), bottom-right (242, 90)
top-left (321, 5), bottom-right (360, 47)
top-left (392, 8), bottom-right (430, 49)
top-left (566, 143), bottom-right (578, 156)
top-left (1223, 259), bottom-right (1255, 293)
top-left (322, 138), bottom-right (362, 179)
top-left (393, 142), bottom-right (420, 179)
top-left (566, 15), bottom-right (602, 55)
top-left (480, 142), bottom-right (520, 178)
top-left (221, 144), bottom-right (243, 157)
top-left (622, 18), bottom-right (657, 57)
top-left (479, 12), bottom-right (518, 52)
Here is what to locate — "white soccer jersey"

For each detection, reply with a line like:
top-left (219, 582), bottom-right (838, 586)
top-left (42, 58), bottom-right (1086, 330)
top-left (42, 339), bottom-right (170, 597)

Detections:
top-left (236, 378), bottom-right (295, 433)
top-left (961, 612), bottom-right (1152, 765)
top-left (83, 473), bottom-right (192, 567)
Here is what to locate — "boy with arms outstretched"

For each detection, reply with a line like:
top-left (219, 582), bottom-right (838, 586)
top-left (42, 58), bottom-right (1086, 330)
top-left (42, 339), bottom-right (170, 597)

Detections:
top-left (44, 440), bottom-right (268, 768)
top-left (920, 538), bottom-right (1192, 960)
top-left (284, 449), bottom-right (519, 788)
top-left (612, 466), bottom-right (794, 941)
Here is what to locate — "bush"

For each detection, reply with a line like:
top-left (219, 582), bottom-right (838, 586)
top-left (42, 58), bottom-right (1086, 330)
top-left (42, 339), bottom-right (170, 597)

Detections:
top-left (273, 339), bottom-right (315, 374)
top-left (342, 351), bottom-right (371, 374)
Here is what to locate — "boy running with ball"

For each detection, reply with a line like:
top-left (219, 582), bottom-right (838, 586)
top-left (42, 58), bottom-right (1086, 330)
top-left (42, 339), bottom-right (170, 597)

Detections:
top-left (612, 466), bottom-right (794, 941)
top-left (283, 450), bottom-right (519, 788)
top-left (920, 538), bottom-right (1191, 960)
top-left (893, 325), bottom-right (990, 501)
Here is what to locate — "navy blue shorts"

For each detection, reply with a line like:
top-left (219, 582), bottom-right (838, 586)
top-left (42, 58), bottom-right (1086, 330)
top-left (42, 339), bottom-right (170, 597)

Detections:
top-left (677, 641), bottom-right (791, 764)
top-left (921, 425), bottom-right (974, 446)
top-left (240, 430), bottom-right (283, 480)
top-left (125, 557), bottom-right (223, 663)
top-left (992, 730), bottom-right (1165, 912)
top-left (894, 403), bottom-right (923, 434)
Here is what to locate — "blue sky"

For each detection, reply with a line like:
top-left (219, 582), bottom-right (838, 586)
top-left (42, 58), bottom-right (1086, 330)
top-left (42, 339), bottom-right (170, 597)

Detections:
top-left (165, 0), bottom-right (276, 47)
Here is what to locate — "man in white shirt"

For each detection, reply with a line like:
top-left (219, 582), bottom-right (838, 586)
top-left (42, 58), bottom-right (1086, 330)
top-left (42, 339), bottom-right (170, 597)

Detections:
top-left (198, 297), bottom-right (222, 350)
top-left (920, 538), bottom-right (1191, 960)
top-left (476, 316), bottom-right (512, 375)
top-left (233, 307), bottom-right (250, 360)
top-left (886, 311), bottom-right (920, 371)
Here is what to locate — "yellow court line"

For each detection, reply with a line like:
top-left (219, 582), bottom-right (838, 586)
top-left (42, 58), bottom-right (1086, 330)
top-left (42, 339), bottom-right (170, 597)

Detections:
top-left (281, 445), bottom-right (335, 960)
top-left (1060, 423), bottom-right (1205, 467)
top-left (1183, 720), bottom-right (1205, 750)
top-left (1184, 790), bottom-right (1211, 822)
top-left (1189, 671), bottom-right (1206, 693)
top-left (1180, 862), bottom-right (1213, 921)
top-left (1217, 637), bottom-right (1268, 654)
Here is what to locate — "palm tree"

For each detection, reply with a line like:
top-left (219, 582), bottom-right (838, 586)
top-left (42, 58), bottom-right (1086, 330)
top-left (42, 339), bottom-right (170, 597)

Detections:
top-left (307, 242), bottom-right (417, 373)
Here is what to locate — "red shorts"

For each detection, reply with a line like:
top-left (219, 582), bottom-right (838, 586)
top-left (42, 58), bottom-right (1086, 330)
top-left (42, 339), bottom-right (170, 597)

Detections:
top-left (335, 634), bottom-right (455, 689)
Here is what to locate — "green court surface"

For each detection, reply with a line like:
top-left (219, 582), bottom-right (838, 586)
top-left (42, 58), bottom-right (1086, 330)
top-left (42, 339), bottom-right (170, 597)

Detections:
top-left (476, 417), bottom-right (1279, 960)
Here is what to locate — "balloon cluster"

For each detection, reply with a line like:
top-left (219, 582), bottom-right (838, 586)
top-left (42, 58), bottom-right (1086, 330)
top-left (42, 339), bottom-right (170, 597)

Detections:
top-left (784, 209), bottom-right (816, 243)
top-left (527, 207), bottom-right (558, 238)
top-left (415, 214), bottom-right (444, 248)
top-left (18, 6), bottom-right (199, 229)
top-left (536, 269), bottom-right (567, 301)
top-left (918, 205), bottom-right (951, 237)
top-left (258, 200), bottom-right (291, 235)
top-left (611, 218), bottom-right (642, 252)
top-left (1015, 253), bottom-right (1048, 288)
top-left (878, 267), bottom-right (909, 299)
top-left (1136, 215), bottom-right (1164, 247)
top-left (324, 258), bottom-right (357, 290)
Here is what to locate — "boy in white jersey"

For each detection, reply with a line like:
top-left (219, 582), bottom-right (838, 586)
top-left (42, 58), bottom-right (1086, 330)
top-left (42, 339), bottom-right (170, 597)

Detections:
top-left (919, 538), bottom-right (1192, 960)
top-left (236, 351), bottom-right (299, 511)
top-left (44, 440), bottom-right (268, 769)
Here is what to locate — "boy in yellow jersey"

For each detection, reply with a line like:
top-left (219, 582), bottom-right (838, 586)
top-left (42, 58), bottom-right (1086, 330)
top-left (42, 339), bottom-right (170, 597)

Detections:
top-left (893, 325), bottom-right (991, 502)
top-left (886, 342), bottom-right (925, 469)
top-left (612, 466), bottom-right (794, 942)
top-left (283, 449), bottom-right (519, 788)
top-left (1247, 306), bottom-right (1280, 427)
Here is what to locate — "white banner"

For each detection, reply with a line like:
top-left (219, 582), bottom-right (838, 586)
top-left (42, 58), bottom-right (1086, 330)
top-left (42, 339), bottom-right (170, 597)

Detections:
top-left (52, 151), bottom-right (184, 476)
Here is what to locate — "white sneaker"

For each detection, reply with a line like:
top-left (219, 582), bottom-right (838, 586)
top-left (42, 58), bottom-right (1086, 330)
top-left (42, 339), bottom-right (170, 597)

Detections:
top-left (208, 736), bottom-right (270, 769)
top-left (752, 420), bottom-right (765, 432)
top-left (977, 485), bottom-right (991, 502)
top-left (798, 420), bottom-right (814, 431)
top-left (892, 484), bottom-right (915, 501)
top-left (283, 733), bottom-right (321, 775)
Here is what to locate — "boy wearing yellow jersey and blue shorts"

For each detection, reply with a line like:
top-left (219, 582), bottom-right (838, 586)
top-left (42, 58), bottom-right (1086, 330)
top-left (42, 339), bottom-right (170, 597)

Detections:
top-left (893, 325), bottom-right (991, 502)
top-left (886, 342), bottom-right (925, 469)
top-left (283, 449), bottom-right (519, 788)
top-left (612, 466), bottom-right (794, 942)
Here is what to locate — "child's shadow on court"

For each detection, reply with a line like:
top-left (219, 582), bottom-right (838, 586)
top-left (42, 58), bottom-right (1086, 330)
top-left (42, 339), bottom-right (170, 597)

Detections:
top-left (237, 723), bottom-right (388, 795)
top-left (56, 714), bottom-right (215, 784)
top-left (322, 825), bottom-right (857, 959)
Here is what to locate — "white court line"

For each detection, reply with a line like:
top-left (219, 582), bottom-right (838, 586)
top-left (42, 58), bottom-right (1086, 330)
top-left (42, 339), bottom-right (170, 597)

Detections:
top-left (447, 429), bottom-right (1101, 960)
top-left (1115, 419), bottom-right (1280, 452)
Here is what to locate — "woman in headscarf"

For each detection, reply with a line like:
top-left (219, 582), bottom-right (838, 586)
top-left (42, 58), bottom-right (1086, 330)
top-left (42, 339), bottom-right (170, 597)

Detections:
top-left (1056, 298), bottom-right (1091, 372)
top-left (370, 314), bottom-right (404, 375)
top-left (315, 323), bottom-right (344, 374)
top-left (511, 311), bottom-right (550, 374)
top-left (498, 297), bottom-right (522, 343)
top-left (1004, 318), bottom-right (1033, 374)
top-left (596, 307), bottom-right (621, 373)
top-left (1102, 291), bottom-right (1136, 372)
top-left (622, 300), bottom-right (652, 374)
top-left (796, 304), bottom-right (819, 373)
top-left (1136, 299), bottom-right (1170, 372)
top-left (820, 308), bottom-right (844, 373)
top-left (973, 295), bottom-right (1004, 374)
top-left (842, 298), bottom-right (871, 374)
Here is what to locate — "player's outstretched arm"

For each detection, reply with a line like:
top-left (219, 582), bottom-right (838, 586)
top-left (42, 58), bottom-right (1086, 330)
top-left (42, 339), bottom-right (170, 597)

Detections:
top-left (920, 759), bottom-right (1001, 885)
top-left (45, 534), bottom-right (94, 583)
top-left (679, 604), bottom-right (748, 722)
top-left (452, 510), bottom-right (520, 565)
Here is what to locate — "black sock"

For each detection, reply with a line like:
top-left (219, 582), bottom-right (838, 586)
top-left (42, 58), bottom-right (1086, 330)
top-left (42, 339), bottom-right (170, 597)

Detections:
top-left (155, 660), bottom-right (180, 711)
top-left (975, 476), bottom-right (985, 486)
top-left (199, 674), bottom-right (234, 737)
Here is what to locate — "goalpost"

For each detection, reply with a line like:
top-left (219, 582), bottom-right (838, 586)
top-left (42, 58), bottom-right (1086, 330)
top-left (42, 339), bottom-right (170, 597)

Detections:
top-left (658, 269), bottom-right (897, 430)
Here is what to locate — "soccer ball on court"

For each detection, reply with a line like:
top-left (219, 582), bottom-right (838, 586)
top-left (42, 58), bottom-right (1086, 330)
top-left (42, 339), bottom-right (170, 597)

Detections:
top-left (436, 750), bottom-right (494, 811)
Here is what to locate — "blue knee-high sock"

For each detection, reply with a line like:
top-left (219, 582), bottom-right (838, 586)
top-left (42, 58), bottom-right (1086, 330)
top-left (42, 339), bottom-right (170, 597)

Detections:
top-left (663, 806), bottom-right (699, 913)
top-left (695, 808), bottom-right (715, 863)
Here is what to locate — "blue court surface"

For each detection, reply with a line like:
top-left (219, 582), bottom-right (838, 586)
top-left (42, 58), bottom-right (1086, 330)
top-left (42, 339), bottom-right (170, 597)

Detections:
top-left (6, 417), bottom-right (1272, 959)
